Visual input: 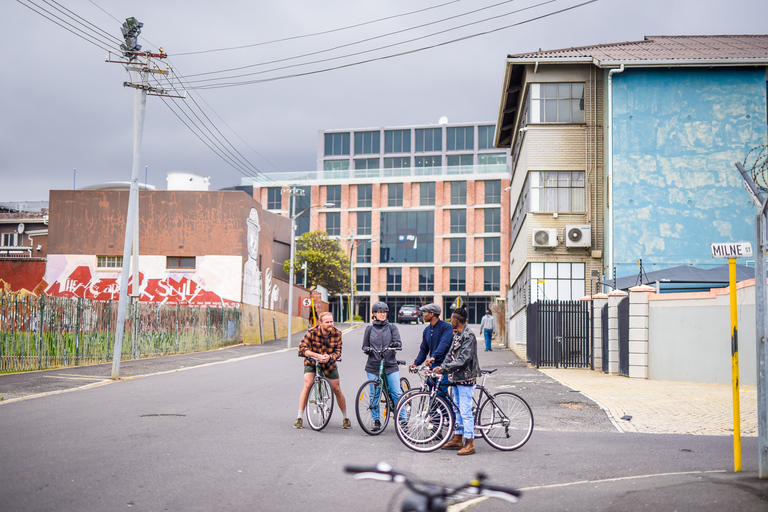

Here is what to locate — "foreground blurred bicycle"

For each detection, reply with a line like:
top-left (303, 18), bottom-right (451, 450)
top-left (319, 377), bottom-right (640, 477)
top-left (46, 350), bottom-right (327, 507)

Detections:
top-left (345, 462), bottom-right (520, 511)
top-left (395, 368), bottom-right (534, 452)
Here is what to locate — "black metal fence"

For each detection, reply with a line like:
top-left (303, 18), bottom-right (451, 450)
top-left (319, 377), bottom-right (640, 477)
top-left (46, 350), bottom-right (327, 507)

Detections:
top-left (0, 294), bottom-right (241, 373)
top-left (526, 300), bottom-right (591, 368)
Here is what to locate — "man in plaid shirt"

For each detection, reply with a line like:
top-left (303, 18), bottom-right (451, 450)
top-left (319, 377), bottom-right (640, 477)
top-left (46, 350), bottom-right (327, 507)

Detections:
top-left (294, 312), bottom-right (351, 429)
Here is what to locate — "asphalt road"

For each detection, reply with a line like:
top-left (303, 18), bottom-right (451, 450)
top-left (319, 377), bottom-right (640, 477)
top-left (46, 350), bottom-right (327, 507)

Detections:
top-left (1, 323), bottom-right (766, 511)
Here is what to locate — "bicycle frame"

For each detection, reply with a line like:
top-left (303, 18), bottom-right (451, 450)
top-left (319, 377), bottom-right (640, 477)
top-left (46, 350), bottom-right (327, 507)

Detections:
top-left (424, 370), bottom-right (505, 434)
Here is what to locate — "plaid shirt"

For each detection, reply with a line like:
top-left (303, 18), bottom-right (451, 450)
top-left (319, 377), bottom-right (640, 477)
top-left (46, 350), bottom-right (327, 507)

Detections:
top-left (298, 325), bottom-right (342, 376)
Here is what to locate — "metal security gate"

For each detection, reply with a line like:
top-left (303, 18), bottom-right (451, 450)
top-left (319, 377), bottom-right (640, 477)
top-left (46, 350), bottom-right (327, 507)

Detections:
top-left (618, 296), bottom-right (629, 377)
top-left (526, 300), bottom-right (590, 368)
top-left (601, 303), bottom-right (609, 373)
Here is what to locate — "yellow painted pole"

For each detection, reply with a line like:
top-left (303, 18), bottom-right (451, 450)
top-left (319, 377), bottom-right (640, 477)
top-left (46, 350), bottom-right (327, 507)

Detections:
top-left (729, 258), bottom-right (742, 472)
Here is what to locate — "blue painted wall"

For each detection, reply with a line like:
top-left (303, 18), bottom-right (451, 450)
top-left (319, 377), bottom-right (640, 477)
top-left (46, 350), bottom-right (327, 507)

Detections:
top-left (611, 67), bottom-right (767, 278)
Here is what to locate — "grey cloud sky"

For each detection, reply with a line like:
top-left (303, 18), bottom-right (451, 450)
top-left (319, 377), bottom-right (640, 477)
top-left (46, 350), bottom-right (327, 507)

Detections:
top-left (2, 0), bottom-right (767, 203)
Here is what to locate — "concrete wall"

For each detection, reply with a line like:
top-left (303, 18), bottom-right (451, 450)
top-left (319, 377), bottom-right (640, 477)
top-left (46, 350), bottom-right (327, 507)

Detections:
top-left (241, 302), bottom-right (310, 344)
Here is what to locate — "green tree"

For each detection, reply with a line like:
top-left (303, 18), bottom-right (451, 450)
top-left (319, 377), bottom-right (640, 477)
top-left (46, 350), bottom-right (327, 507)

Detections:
top-left (284, 231), bottom-right (351, 295)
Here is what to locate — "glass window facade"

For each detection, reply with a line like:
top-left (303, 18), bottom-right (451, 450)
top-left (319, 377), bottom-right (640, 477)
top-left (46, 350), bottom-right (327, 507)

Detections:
top-left (325, 212), bottom-right (340, 236)
top-left (415, 156), bottom-right (441, 169)
top-left (484, 267), bottom-right (500, 292)
top-left (478, 153), bottom-right (506, 167)
top-left (324, 132), bottom-right (350, 156)
top-left (484, 208), bottom-right (500, 232)
top-left (530, 262), bottom-right (586, 302)
top-left (326, 185), bottom-right (341, 208)
top-left (450, 209), bottom-right (466, 234)
top-left (324, 159), bottom-right (350, 171)
top-left (355, 131), bottom-right (380, 154)
top-left (267, 187), bottom-right (282, 210)
top-left (447, 126), bottom-right (474, 151)
top-left (450, 238), bottom-right (466, 262)
top-left (357, 211), bottom-right (371, 236)
top-left (478, 125), bottom-right (495, 150)
top-left (356, 268), bottom-right (371, 292)
top-left (529, 83), bottom-right (585, 123)
top-left (419, 267), bottom-right (434, 291)
top-left (387, 268), bottom-right (402, 292)
top-left (354, 158), bottom-right (379, 170)
top-left (530, 171), bottom-right (585, 212)
top-left (358, 184), bottom-right (372, 207)
top-left (379, 211), bottom-right (434, 263)
top-left (485, 180), bottom-right (501, 204)
top-left (484, 237), bottom-right (500, 262)
top-left (388, 183), bottom-right (403, 207)
top-left (357, 243), bottom-right (372, 263)
top-left (384, 129), bottom-right (411, 153)
top-left (420, 182), bottom-right (435, 206)
top-left (415, 128), bottom-right (442, 152)
top-left (383, 157), bottom-right (410, 172)
top-left (451, 181), bottom-right (467, 205)
top-left (450, 267), bottom-right (466, 292)
top-left (447, 154), bottom-right (473, 170)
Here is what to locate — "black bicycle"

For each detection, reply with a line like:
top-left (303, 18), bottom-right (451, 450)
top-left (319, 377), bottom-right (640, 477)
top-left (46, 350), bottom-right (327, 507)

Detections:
top-left (395, 368), bottom-right (534, 452)
top-left (355, 347), bottom-right (410, 435)
top-left (345, 462), bottom-right (520, 511)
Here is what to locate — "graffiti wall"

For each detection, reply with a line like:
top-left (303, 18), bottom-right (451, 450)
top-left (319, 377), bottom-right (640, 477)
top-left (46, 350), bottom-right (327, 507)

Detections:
top-left (43, 254), bottom-right (242, 306)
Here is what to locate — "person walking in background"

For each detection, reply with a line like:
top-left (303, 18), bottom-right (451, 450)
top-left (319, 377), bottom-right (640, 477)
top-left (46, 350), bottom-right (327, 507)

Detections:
top-left (362, 301), bottom-right (403, 431)
top-left (479, 309), bottom-right (496, 352)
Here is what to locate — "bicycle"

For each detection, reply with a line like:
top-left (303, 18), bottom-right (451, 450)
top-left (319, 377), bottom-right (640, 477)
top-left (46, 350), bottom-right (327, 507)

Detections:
top-left (355, 347), bottom-right (411, 435)
top-left (345, 462), bottom-right (520, 511)
top-left (305, 356), bottom-right (338, 431)
top-left (395, 368), bottom-right (534, 452)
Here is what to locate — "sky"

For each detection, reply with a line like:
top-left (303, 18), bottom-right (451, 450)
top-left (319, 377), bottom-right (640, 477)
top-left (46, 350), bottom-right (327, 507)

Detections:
top-left (2, 0), bottom-right (768, 204)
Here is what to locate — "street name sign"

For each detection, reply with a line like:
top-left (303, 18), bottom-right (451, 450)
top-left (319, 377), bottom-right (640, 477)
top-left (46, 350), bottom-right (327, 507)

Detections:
top-left (711, 242), bottom-right (753, 259)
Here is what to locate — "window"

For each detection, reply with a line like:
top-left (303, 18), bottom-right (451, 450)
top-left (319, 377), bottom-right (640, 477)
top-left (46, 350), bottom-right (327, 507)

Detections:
top-left (356, 268), bottom-right (370, 292)
top-left (267, 188), bottom-right (282, 210)
top-left (415, 156), bottom-right (441, 170)
top-left (415, 128), bottom-right (442, 152)
top-left (326, 212), bottom-right (341, 236)
top-left (167, 256), bottom-right (195, 269)
top-left (325, 185), bottom-right (341, 208)
top-left (485, 180), bottom-right (501, 204)
top-left (530, 262), bottom-right (586, 302)
top-left (357, 211), bottom-right (371, 235)
top-left (447, 154), bottom-right (473, 172)
top-left (450, 238), bottom-right (466, 262)
top-left (420, 182), bottom-right (435, 206)
top-left (447, 126), bottom-right (474, 151)
top-left (325, 132), bottom-right (350, 156)
top-left (450, 181), bottom-right (466, 205)
top-left (419, 268), bottom-right (434, 292)
top-left (484, 237), bottom-right (500, 262)
top-left (529, 83), bottom-right (585, 123)
top-left (478, 153), bottom-right (506, 167)
top-left (357, 243), bottom-right (372, 263)
top-left (354, 131), bottom-right (380, 154)
top-left (380, 211), bottom-right (434, 263)
top-left (384, 129), bottom-right (411, 153)
top-left (358, 184), bottom-right (372, 207)
top-left (354, 158), bottom-right (379, 170)
top-left (450, 209), bottom-right (466, 234)
top-left (387, 268), bottom-right (402, 292)
top-left (450, 267), bottom-right (465, 292)
top-left (388, 183), bottom-right (403, 207)
top-left (530, 171), bottom-right (585, 212)
top-left (97, 255), bottom-right (122, 268)
top-left (324, 159), bottom-right (350, 171)
top-left (484, 209), bottom-right (500, 232)
top-left (478, 125), bottom-right (496, 149)
top-left (1, 232), bottom-right (19, 247)
top-left (384, 157), bottom-right (410, 169)
top-left (484, 267), bottom-right (500, 292)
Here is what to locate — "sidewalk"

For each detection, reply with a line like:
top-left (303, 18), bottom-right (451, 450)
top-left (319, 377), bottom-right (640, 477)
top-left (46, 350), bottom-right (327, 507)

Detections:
top-left (541, 367), bottom-right (758, 436)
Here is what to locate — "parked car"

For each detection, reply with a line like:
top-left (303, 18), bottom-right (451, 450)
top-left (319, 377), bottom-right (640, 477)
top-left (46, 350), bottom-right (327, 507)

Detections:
top-left (397, 305), bottom-right (423, 324)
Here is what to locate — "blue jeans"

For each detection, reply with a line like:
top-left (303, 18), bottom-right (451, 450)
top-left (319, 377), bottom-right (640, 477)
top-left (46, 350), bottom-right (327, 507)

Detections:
top-left (483, 329), bottom-right (493, 351)
top-left (366, 371), bottom-right (403, 421)
top-left (451, 384), bottom-right (476, 439)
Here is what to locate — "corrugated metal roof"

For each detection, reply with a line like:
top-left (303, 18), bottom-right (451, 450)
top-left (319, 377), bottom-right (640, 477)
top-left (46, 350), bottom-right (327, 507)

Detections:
top-left (508, 35), bottom-right (768, 63)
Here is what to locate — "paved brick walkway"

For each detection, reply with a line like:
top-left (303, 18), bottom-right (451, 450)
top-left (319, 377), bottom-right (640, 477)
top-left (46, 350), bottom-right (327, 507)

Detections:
top-left (540, 368), bottom-right (758, 436)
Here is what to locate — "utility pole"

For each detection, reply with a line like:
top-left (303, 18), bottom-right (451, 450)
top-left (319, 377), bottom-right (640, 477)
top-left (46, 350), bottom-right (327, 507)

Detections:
top-left (106, 18), bottom-right (185, 379)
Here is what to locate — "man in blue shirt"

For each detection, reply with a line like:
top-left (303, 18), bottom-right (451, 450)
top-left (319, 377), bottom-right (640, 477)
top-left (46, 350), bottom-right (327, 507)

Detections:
top-left (410, 303), bottom-right (453, 397)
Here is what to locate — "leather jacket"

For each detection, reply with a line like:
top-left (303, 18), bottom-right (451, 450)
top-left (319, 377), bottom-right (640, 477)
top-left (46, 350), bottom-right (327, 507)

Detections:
top-left (441, 326), bottom-right (480, 385)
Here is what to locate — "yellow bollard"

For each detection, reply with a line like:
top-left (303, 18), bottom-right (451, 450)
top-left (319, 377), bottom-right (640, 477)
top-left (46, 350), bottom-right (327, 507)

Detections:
top-left (729, 258), bottom-right (741, 472)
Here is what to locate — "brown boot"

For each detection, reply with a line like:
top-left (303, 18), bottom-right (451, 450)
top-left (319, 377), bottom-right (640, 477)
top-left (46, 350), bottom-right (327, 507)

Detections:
top-left (441, 434), bottom-right (464, 450)
top-left (457, 438), bottom-right (475, 455)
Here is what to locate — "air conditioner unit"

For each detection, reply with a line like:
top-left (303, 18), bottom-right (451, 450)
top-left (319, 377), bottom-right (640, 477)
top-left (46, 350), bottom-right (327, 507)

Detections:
top-left (532, 228), bottom-right (558, 248)
top-left (566, 225), bottom-right (591, 248)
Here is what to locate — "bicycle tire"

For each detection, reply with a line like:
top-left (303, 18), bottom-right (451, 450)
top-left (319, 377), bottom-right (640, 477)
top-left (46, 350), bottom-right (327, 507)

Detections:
top-left (395, 392), bottom-right (454, 452)
top-left (306, 376), bottom-right (334, 431)
top-left (355, 380), bottom-right (390, 435)
top-left (478, 392), bottom-right (533, 451)
top-left (400, 377), bottom-right (410, 393)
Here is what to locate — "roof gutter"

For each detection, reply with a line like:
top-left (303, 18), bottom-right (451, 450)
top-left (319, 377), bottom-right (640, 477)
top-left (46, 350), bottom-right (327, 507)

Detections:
top-left (506, 56), bottom-right (768, 68)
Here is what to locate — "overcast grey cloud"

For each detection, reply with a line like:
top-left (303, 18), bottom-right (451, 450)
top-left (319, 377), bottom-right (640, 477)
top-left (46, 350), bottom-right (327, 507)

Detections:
top-left (2, 0), bottom-right (767, 203)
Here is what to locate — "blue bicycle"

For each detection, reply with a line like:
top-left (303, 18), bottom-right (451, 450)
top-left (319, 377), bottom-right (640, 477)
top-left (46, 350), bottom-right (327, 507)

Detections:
top-left (355, 347), bottom-right (410, 435)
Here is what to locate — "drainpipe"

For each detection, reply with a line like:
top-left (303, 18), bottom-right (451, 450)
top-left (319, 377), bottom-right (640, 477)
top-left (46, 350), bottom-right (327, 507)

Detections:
top-left (606, 64), bottom-right (624, 279)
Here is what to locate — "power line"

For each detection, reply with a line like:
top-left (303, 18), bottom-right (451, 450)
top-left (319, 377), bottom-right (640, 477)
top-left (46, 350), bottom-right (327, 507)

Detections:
top-left (189, 0), bottom-right (598, 90)
top-left (173, 0), bottom-right (462, 56)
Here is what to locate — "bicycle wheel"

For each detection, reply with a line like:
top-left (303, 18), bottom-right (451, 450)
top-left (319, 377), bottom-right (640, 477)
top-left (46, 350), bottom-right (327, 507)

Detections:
top-left (306, 376), bottom-right (334, 431)
top-left (395, 392), bottom-right (454, 452)
top-left (355, 380), bottom-right (390, 435)
top-left (400, 377), bottom-right (411, 393)
top-left (478, 392), bottom-right (533, 451)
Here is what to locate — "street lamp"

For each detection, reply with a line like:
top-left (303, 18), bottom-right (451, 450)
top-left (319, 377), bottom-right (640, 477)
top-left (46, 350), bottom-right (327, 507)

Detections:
top-left (348, 234), bottom-right (377, 324)
top-left (286, 194), bottom-right (333, 349)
